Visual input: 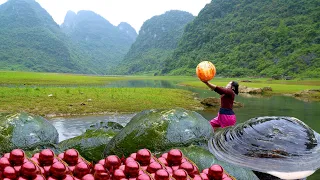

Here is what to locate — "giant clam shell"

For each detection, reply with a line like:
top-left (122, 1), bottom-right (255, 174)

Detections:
top-left (209, 116), bottom-right (320, 179)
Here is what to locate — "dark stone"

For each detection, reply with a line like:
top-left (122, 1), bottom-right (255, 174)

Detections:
top-left (200, 97), bottom-right (243, 108)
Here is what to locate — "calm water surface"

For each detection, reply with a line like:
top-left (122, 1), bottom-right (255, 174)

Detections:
top-left (49, 80), bottom-right (320, 179)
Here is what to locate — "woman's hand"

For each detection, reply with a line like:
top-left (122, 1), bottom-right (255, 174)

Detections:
top-left (203, 81), bottom-right (216, 90)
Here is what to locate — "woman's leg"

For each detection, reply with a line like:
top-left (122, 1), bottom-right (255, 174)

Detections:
top-left (210, 113), bottom-right (222, 130)
top-left (219, 114), bottom-right (236, 128)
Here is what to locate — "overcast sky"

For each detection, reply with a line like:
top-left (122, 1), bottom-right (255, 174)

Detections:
top-left (0, 0), bottom-right (211, 32)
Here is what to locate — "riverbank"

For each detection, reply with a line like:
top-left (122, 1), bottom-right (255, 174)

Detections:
top-left (180, 78), bottom-right (320, 102)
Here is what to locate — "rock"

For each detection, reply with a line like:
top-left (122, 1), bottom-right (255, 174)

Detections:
top-left (307, 89), bottom-right (320, 93)
top-left (200, 97), bottom-right (244, 108)
top-left (292, 89), bottom-right (320, 102)
top-left (284, 76), bottom-right (294, 80)
top-left (200, 97), bottom-right (220, 107)
top-left (262, 86), bottom-right (272, 91)
top-left (104, 108), bottom-right (213, 157)
top-left (271, 76), bottom-right (281, 80)
top-left (24, 144), bottom-right (62, 157)
top-left (178, 145), bottom-right (259, 180)
top-left (294, 89), bottom-right (320, 97)
top-left (59, 121), bottom-right (124, 162)
top-left (239, 86), bottom-right (263, 94)
top-left (88, 121), bottom-right (124, 131)
top-left (0, 112), bottom-right (59, 155)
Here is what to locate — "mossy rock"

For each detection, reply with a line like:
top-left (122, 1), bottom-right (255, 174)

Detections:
top-left (59, 121), bottom-right (124, 162)
top-left (0, 112), bottom-right (59, 155)
top-left (24, 144), bottom-right (62, 157)
top-left (104, 108), bottom-right (213, 157)
top-left (179, 145), bottom-right (260, 180)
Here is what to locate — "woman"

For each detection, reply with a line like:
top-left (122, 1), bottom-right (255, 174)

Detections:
top-left (202, 81), bottom-right (239, 129)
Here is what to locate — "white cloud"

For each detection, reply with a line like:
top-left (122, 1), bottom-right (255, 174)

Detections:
top-left (0, 0), bottom-right (211, 32)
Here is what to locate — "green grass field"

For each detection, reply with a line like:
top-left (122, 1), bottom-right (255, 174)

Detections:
top-left (0, 87), bottom-right (199, 117)
top-left (0, 71), bottom-right (123, 85)
top-left (1, 71), bottom-right (319, 116)
top-left (0, 71), bottom-right (201, 116)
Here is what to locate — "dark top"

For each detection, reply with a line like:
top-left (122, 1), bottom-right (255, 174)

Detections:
top-left (214, 86), bottom-right (235, 110)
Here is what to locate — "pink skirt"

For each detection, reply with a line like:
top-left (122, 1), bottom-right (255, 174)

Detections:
top-left (210, 112), bottom-right (236, 128)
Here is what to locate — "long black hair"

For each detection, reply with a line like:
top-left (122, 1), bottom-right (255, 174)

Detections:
top-left (231, 81), bottom-right (239, 95)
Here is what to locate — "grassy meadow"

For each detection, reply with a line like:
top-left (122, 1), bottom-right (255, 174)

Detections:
top-left (0, 87), bottom-right (199, 117)
top-left (1, 71), bottom-right (320, 117)
top-left (0, 71), bottom-right (200, 117)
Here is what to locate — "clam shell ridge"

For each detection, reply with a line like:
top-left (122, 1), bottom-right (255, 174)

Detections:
top-left (209, 116), bottom-right (320, 172)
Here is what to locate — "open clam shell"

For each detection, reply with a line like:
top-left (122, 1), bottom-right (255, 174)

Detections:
top-left (209, 116), bottom-right (320, 179)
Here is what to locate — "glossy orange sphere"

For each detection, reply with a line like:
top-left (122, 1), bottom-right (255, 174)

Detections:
top-left (196, 61), bottom-right (216, 81)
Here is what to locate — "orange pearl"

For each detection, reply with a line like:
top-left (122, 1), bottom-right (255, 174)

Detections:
top-left (196, 61), bottom-right (216, 81)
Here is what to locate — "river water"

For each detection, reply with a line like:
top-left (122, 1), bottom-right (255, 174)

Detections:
top-left (49, 80), bottom-right (320, 179)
